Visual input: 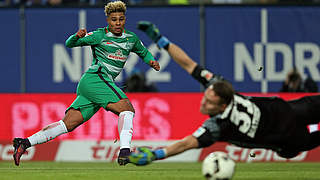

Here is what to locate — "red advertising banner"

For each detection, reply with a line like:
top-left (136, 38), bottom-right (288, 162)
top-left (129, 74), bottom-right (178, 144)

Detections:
top-left (0, 93), bottom-right (319, 141)
top-left (1, 140), bottom-right (320, 162)
top-left (200, 142), bottom-right (320, 162)
top-left (0, 93), bottom-right (207, 141)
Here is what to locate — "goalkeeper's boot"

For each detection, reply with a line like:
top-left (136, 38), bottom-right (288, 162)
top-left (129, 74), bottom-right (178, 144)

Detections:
top-left (13, 138), bottom-right (30, 166)
top-left (117, 148), bottom-right (130, 166)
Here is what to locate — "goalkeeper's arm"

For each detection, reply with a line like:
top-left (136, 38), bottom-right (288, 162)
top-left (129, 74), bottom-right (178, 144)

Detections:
top-left (137, 21), bottom-right (225, 87)
top-left (166, 43), bottom-right (225, 87)
top-left (163, 135), bottom-right (199, 158)
top-left (129, 135), bottom-right (199, 166)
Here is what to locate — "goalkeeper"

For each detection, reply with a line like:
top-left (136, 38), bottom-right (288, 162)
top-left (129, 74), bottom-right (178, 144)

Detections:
top-left (128, 21), bottom-right (320, 166)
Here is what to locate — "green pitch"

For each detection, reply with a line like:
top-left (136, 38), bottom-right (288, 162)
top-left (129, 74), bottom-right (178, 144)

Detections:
top-left (0, 161), bottom-right (319, 180)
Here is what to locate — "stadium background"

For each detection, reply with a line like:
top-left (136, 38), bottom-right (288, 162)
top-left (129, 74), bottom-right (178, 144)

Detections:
top-left (1, 0), bottom-right (320, 165)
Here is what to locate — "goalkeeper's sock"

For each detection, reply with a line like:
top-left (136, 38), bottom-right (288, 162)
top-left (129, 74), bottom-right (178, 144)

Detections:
top-left (118, 111), bottom-right (134, 149)
top-left (27, 120), bottom-right (68, 146)
top-left (153, 149), bottom-right (167, 160)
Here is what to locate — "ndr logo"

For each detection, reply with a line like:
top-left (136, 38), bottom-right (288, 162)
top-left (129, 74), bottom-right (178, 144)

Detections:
top-left (234, 42), bottom-right (320, 82)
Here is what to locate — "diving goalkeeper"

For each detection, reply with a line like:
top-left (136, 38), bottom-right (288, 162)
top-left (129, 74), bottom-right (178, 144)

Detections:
top-left (128, 21), bottom-right (320, 165)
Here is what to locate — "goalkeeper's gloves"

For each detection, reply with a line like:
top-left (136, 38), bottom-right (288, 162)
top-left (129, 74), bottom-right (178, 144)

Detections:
top-left (129, 147), bottom-right (166, 166)
top-left (137, 21), bottom-right (171, 49)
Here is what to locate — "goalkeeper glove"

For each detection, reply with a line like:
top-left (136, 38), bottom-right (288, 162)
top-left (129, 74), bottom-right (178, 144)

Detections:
top-left (129, 147), bottom-right (166, 166)
top-left (137, 21), bottom-right (171, 49)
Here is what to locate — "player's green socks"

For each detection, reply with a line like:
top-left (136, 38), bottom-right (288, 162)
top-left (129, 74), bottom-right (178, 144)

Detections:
top-left (137, 21), bottom-right (171, 49)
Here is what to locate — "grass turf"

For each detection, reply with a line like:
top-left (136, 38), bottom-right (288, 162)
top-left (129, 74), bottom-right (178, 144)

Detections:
top-left (0, 161), bottom-right (319, 180)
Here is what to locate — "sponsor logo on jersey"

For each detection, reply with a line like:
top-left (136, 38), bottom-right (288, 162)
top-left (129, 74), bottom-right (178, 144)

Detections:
top-left (193, 127), bottom-right (206, 138)
top-left (107, 49), bottom-right (127, 61)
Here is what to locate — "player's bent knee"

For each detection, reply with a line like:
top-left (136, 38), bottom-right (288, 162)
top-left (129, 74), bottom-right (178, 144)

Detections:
top-left (62, 109), bottom-right (84, 132)
top-left (107, 99), bottom-right (135, 114)
top-left (123, 99), bottom-right (135, 113)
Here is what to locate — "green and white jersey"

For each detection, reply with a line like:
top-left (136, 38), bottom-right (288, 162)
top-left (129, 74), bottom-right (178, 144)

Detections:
top-left (65, 26), bottom-right (155, 81)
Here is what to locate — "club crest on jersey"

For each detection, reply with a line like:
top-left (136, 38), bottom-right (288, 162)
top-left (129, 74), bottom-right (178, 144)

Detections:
top-left (107, 49), bottom-right (127, 61)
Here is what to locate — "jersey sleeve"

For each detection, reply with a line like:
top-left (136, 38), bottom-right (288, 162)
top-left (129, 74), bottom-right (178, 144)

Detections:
top-left (192, 117), bottom-right (221, 148)
top-left (132, 38), bottom-right (155, 65)
top-left (65, 30), bottom-right (102, 48)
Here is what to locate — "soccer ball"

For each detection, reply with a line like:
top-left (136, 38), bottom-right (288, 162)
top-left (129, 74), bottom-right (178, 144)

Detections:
top-left (202, 151), bottom-right (236, 180)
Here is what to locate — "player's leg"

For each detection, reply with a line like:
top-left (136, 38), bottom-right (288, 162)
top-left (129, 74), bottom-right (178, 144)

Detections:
top-left (302, 131), bottom-right (320, 151)
top-left (106, 99), bottom-right (135, 165)
top-left (285, 95), bottom-right (320, 155)
top-left (13, 93), bottom-right (98, 166)
top-left (93, 72), bottom-right (135, 165)
top-left (27, 108), bottom-right (83, 144)
top-left (13, 109), bottom-right (82, 166)
top-left (295, 126), bottom-right (320, 152)
top-left (288, 95), bottom-right (320, 125)
top-left (280, 125), bottom-right (320, 158)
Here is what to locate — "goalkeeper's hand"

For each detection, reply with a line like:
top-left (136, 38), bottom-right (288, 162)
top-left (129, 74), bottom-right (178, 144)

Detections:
top-left (137, 21), bottom-right (171, 49)
top-left (129, 147), bottom-right (166, 166)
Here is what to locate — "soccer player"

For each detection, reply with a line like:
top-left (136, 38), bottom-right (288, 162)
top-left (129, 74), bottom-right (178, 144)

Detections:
top-left (128, 21), bottom-right (320, 165)
top-left (12, 2), bottom-right (160, 166)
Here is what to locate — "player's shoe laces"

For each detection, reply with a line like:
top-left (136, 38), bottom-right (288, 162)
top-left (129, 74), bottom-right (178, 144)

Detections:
top-left (13, 138), bottom-right (30, 166)
top-left (117, 148), bottom-right (130, 166)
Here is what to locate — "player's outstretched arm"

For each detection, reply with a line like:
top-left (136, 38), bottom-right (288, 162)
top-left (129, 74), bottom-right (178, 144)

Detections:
top-left (167, 43), bottom-right (197, 74)
top-left (165, 135), bottom-right (199, 157)
top-left (129, 135), bottom-right (198, 166)
top-left (137, 21), bottom-right (196, 74)
top-left (65, 29), bottom-right (88, 48)
top-left (137, 21), bottom-right (219, 87)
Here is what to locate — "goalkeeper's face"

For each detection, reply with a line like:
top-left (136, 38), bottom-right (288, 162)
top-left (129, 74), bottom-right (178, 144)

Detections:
top-left (200, 88), bottom-right (226, 116)
top-left (107, 12), bottom-right (126, 36)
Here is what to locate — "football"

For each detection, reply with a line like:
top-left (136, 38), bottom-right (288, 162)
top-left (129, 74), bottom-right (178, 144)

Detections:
top-left (202, 151), bottom-right (236, 180)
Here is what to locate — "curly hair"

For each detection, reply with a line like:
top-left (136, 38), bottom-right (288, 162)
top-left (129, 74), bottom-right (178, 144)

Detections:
top-left (104, 1), bottom-right (126, 16)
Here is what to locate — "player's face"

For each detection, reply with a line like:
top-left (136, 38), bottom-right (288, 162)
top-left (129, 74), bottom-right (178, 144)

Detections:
top-left (107, 12), bottom-right (126, 36)
top-left (200, 88), bottom-right (226, 116)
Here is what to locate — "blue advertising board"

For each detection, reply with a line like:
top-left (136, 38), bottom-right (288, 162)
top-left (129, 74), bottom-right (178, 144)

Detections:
top-left (206, 6), bottom-right (320, 92)
top-left (25, 7), bottom-right (200, 92)
top-left (0, 10), bottom-right (21, 92)
top-left (0, 6), bottom-right (320, 93)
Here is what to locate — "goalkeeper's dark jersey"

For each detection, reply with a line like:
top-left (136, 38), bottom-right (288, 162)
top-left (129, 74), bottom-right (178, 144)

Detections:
top-left (191, 65), bottom-right (315, 154)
